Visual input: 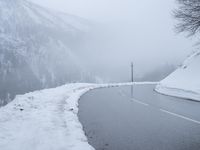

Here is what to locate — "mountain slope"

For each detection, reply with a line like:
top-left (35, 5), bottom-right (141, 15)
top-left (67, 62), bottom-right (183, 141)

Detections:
top-left (0, 0), bottom-right (91, 104)
top-left (156, 50), bottom-right (200, 101)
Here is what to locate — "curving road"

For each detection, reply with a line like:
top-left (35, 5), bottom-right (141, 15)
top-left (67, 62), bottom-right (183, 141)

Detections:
top-left (78, 85), bottom-right (200, 150)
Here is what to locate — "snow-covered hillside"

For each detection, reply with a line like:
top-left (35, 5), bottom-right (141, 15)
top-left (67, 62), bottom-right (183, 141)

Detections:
top-left (0, 0), bottom-right (92, 103)
top-left (156, 50), bottom-right (200, 101)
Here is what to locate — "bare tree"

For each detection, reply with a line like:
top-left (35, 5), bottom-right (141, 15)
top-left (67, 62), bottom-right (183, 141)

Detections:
top-left (174, 0), bottom-right (200, 36)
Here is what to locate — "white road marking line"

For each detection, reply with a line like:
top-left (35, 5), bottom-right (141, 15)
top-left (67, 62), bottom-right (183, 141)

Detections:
top-left (131, 98), bottom-right (149, 106)
top-left (160, 109), bottom-right (200, 125)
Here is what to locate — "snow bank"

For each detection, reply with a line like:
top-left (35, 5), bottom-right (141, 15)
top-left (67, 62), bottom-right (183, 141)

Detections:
top-left (156, 50), bottom-right (200, 101)
top-left (0, 83), bottom-right (97, 150)
top-left (0, 82), bottom-right (156, 150)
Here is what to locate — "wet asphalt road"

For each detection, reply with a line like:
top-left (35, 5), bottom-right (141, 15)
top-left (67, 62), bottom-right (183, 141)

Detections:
top-left (78, 85), bottom-right (200, 150)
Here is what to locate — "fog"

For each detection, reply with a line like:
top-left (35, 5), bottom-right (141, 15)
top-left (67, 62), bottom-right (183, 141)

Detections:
top-left (31, 0), bottom-right (195, 82)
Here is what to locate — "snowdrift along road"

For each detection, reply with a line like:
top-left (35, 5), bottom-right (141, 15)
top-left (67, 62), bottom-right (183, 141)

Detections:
top-left (0, 82), bottom-right (157, 150)
top-left (156, 50), bottom-right (200, 101)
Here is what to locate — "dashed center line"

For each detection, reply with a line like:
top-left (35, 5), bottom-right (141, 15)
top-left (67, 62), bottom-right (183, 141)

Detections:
top-left (131, 98), bottom-right (149, 106)
top-left (121, 90), bottom-right (200, 125)
top-left (160, 109), bottom-right (200, 125)
top-left (131, 98), bottom-right (200, 125)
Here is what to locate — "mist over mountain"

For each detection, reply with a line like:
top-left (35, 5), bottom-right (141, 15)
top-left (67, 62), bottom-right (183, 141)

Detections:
top-left (0, 0), bottom-right (93, 104)
top-left (0, 0), bottom-right (194, 106)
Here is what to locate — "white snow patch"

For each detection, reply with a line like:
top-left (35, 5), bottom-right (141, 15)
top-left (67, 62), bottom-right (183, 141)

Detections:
top-left (0, 82), bottom-right (156, 150)
top-left (156, 50), bottom-right (200, 101)
top-left (0, 83), bottom-right (96, 150)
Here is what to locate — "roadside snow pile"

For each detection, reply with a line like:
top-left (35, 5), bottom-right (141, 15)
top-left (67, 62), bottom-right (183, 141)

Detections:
top-left (0, 83), bottom-right (96, 150)
top-left (156, 50), bottom-right (200, 101)
top-left (0, 81), bottom-right (157, 150)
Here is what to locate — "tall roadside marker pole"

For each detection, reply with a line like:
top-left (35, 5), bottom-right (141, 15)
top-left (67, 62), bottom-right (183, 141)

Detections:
top-left (131, 62), bottom-right (134, 98)
top-left (131, 62), bottom-right (134, 82)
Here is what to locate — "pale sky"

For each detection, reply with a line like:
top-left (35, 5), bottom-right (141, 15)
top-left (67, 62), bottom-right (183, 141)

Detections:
top-left (31, 0), bottom-right (176, 22)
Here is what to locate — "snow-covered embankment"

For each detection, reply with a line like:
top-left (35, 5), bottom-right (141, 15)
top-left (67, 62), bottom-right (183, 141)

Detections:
top-left (156, 50), bottom-right (200, 101)
top-left (0, 83), bottom-right (96, 150)
top-left (0, 82), bottom-right (157, 150)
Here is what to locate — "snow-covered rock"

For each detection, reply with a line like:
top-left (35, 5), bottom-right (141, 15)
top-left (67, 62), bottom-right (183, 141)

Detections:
top-left (0, 0), bottom-right (92, 102)
top-left (156, 50), bottom-right (200, 101)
